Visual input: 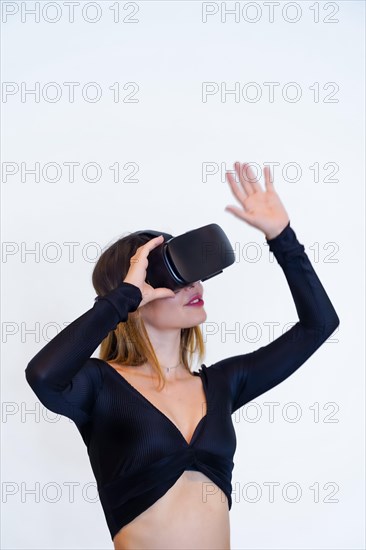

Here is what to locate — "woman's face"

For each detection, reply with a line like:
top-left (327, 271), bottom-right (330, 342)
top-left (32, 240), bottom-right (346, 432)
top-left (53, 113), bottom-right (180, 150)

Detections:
top-left (139, 281), bottom-right (206, 331)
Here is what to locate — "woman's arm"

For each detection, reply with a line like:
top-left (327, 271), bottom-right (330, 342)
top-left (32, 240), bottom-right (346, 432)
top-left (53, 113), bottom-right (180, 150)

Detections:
top-left (210, 222), bottom-right (340, 413)
top-left (219, 162), bottom-right (340, 413)
top-left (25, 234), bottom-right (175, 427)
top-left (25, 282), bottom-right (142, 426)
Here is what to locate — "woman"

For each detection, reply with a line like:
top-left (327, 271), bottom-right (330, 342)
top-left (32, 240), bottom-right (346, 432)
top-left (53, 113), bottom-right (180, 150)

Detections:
top-left (25, 162), bottom-right (340, 549)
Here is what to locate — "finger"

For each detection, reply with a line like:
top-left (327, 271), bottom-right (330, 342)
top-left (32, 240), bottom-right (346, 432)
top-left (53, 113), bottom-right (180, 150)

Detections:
top-left (234, 162), bottom-right (253, 196)
top-left (137, 235), bottom-right (164, 256)
top-left (130, 235), bottom-right (163, 265)
top-left (158, 288), bottom-right (176, 298)
top-left (225, 205), bottom-right (255, 222)
top-left (147, 235), bottom-right (164, 246)
top-left (235, 162), bottom-right (261, 195)
top-left (243, 163), bottom-right (263, 193)
top-left (263, 165), bottom-right (275, 191)
top-left (226, 170), bottom-right (248, 205)
top-left (151, 288), bottom-right (176, 301)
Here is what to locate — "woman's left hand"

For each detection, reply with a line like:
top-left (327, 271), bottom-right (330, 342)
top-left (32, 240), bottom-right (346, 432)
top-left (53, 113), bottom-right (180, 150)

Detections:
top-left (225, 162), bottom-right (290, 240)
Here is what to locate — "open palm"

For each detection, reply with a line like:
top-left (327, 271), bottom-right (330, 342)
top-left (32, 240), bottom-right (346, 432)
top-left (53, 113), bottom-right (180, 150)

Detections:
top-left (225, 162), bottom-right (290, 240)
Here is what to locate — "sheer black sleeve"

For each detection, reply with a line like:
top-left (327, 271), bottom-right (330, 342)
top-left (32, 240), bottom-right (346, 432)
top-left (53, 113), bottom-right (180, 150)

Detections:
top-left (208, 222), bottom-right (340, 413)
top-left (25, 282), bottom-right (142, 426)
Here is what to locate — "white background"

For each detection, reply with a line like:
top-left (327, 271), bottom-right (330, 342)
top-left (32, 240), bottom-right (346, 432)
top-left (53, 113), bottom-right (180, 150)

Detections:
top-left (1, 1), bottom-right (365, 549)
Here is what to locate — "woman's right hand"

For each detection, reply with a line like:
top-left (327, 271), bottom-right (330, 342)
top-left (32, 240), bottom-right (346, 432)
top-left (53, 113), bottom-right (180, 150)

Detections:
top-left (123, 235), bottom-right (176, 308)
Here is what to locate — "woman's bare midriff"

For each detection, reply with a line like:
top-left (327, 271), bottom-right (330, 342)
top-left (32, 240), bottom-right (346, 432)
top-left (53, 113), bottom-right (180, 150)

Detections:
top-left (113, 470), bottom-right (230, 550)
top-left (107, 362), bottom-right (231, 550)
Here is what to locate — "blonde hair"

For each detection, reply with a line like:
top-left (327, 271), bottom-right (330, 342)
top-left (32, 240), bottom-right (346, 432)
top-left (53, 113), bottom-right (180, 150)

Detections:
top-left (92, 230), bottom-right (205, 390)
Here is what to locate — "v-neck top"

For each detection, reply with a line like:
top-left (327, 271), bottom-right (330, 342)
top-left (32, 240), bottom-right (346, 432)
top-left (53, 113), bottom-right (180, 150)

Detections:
top-left (25, 222), bottom-right (339, 541)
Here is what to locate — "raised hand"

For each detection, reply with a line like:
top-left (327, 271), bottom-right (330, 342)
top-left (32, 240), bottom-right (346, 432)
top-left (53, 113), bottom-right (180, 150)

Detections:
top-left (123, 235), bottom-right (176, 308)
top-left (225, 162), bottom-right (290, 240)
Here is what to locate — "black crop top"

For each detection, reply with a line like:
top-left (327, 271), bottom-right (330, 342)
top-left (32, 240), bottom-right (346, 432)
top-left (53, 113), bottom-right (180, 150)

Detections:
top-left (25, 222), bottom-right (339, 541)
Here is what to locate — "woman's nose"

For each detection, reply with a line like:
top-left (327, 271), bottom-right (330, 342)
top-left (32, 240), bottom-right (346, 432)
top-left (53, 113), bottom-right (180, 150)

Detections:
top-left (185, 281), bottom-right (198, 290)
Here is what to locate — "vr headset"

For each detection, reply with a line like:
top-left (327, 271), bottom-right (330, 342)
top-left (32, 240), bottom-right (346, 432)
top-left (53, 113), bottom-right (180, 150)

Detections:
top-left (134, 223), bottom-right (235, 291)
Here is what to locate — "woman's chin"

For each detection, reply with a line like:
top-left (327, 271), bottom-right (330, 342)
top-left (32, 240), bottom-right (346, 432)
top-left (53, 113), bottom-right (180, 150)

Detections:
top-left (183, 308), bottom-right (207, 324)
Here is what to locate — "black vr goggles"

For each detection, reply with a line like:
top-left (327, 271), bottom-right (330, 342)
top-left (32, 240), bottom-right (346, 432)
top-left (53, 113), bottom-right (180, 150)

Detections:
top-left (134, 223), bottom-right (236, 292)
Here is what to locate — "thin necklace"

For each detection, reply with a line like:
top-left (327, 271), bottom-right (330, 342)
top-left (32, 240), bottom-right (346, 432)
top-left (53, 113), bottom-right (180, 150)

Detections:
top-left (165, 361), bottom-right (182, 373)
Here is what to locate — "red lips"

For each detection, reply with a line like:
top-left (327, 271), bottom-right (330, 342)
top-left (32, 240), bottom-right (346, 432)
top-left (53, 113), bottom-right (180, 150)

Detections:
top-left (185, 293), bottom-right (203, 305)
